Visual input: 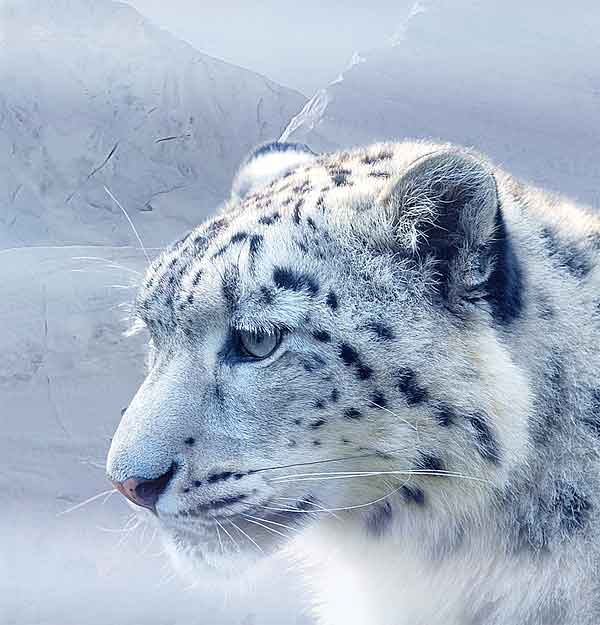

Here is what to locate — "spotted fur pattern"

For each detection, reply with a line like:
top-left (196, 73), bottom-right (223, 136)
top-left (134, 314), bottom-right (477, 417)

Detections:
top-left (107, 140), bottom-right (600, 625)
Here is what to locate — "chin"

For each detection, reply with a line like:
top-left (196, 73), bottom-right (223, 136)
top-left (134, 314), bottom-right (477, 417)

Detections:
top-left (158, 518), bottom-right (287, 589)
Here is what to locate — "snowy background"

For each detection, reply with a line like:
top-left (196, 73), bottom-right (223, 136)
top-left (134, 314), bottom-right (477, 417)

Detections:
top-left (1, 1), bottom-right (599, 623)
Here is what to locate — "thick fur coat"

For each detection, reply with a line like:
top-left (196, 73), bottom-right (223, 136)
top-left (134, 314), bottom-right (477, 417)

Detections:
top-left (108, 140), bottom-right (600, 625)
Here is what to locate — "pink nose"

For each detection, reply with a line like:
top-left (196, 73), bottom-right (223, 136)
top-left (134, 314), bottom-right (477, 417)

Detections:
top-left (111, 464), bottom-right (175, 512)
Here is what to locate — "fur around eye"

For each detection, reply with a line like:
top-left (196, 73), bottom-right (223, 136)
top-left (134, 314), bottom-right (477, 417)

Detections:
top-left (237, 328), bottom-right (282, 359)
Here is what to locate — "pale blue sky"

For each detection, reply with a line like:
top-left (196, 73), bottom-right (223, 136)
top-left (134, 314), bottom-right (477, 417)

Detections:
top-left (123, 1), bottom-right (411, 95)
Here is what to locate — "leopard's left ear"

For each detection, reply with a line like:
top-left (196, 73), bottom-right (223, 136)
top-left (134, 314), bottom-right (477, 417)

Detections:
top-left (380, 149), bottom-right (523, 323)
top-left (231, 141), bottom-right (317, 200)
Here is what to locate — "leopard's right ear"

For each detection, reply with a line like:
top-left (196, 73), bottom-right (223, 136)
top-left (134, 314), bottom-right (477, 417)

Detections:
top-left (231, 142), bottom-right (317, 200)
top-left (379, 149), bottom-right (523, 324)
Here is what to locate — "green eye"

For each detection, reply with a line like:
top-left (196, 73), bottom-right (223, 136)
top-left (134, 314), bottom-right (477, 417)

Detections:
top-left (237, 328), bottom-right (282, 359)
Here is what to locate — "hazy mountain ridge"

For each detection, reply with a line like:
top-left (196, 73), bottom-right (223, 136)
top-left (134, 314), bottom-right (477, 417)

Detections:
top-left (0, 0), bottom-right (305, 249)
top-left (282, 0), bottom-right (600, 208)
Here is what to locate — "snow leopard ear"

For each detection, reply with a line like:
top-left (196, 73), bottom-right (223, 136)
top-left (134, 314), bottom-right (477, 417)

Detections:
top-left (380, 150), bottom-right (523, 323)
top-left (231, 141), bottom-right (317, 200)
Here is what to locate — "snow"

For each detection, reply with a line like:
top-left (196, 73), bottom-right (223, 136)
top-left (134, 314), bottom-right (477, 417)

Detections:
top-left (281, 0), bottom-right (600, 209)
top-left (0, 0), bottom-right (305, 250)
top-left (0, 246), bottom-right (308, 625)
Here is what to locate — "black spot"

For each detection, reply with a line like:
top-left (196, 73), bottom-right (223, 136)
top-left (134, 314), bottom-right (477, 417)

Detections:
top-left (233, 473), bottom-right (244, 480)
top-left (313, 440), bottom-right (322, 446)
top-left (258, 212), bottom-right (281, 225)
top-left (344, 408), bottom-right (363, 420)
top-left (316, 195), bottom-right (326, 212)
top-left (356, 363), bottom-right (373, 380)
top-left (221, 265), bottom-right (240, 311)
top-left (363, 321), bottom-right (395, 341)
top-left (339, 342), bottom-right (359, 366)
top-left (329, 167), bottom-right (352, 187)
top-left (339, 343), bottom-right (373, 381)
top-left (193, 480), bottom-right (202, 488)
top-left (396, 368), bottom-right (428, 405)
top-left (273, 266), bottom-right (319, 295)
top-left (184, 437), bottom-right (195, 446)
top-left (310, 419), bottom-right (326, 429)
top-left (556, 486), bottom-right (592, 535)
top-left (182, 487), bottom-right (190, 493)
top-left (293, 179), bottom-right (311, 195)
top-left (214, 383), bottom-right (225, 402)
top-left (326, 290), bottom-right (339, 311)
top-left (468, 412), bottom-right (501, 464)
top-left (368, 171), bottom-right (391, 178)
top-left (230, 231), bottom-right (248, 245)
top-left (541, 226), bottom-right (591, 279)
top-left (314, 400), bottom-right (326, 410)
top-left (293, 418), bottom-right (302, 426)
top-left (297, 497), bottom-right (315, 511)
top-left (361, 151), bottom-right (393, 165)
top-left (416, 453), bottom-right (445, 472)
top-left (365, 501), bottom-right (393, 538)
top-left (293, 199), bottom-right (303, 224)
top-left (401, 485), bottom-right (425, 505)
top-left (260, 286), bottom-right (275, 305)
top-left (513, 481), bottom-right (592, 552)
top-left (307, 217), bottom-right (317, 230)
top-left (208, 471), bottom-right (233, 484)
top-left (248, 234), bottom-right (263, 262)
top-left (330, 388), bottom-right (340, 403)
top-left (369, 390), bottom-right (387, 408)
top-left (435, 404), bottom-right (456, 426)
top-left (313, 329), bottom-right (331, 343)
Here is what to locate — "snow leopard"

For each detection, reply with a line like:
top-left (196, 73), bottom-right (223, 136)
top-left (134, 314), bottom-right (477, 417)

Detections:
top-left (107, 139), bottom-right (600, 625)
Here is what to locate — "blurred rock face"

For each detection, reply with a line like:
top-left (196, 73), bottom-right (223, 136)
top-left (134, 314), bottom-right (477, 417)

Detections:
top-left (0, 0), bottom-right (305, 250)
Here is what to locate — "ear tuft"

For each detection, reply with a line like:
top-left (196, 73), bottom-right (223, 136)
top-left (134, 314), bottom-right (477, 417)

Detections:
top-left (231, 142), bottom-right (317, 200)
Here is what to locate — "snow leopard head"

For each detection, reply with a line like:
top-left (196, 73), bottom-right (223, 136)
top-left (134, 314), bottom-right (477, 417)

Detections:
top-left (107, 140), bottom-right (531, 580)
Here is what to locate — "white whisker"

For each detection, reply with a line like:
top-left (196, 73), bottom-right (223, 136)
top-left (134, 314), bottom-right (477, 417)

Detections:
top-left (71, 256), bottom-right (143, 276)
top-left (243, 512), bottom-right (301, 534)
top-left (57, 489), bottom-right (117, 516)
top-left (215, 523), bottom-right (225, 556)
top-left (229, 520), bottom-right (263, 553)
top-left (270, 469), bottom-right (492, 485)
top-left (241, 515), bottom-right (291, 539)
top-left (361, 395), bottom-right (419, 436)
top-left (274, 497), bottom-right (341, 520)
top-left (103, 185), bottom-right (151, 264)
top-left (263, 484), bottom-right (407, 515)
top-left (216, 520), bottom-right (239, 551)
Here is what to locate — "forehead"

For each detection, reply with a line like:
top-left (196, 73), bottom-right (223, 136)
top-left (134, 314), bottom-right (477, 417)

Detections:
top-left (134, 145), bottom-right (403, 333)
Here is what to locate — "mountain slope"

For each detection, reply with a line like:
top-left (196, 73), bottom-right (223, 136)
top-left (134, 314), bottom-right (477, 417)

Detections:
top-left (0, 0), bottom-right (305, 248)
top-left (282, 0), bottom-right (600, 207)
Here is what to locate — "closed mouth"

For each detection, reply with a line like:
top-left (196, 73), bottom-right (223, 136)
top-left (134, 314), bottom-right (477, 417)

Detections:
top-left (162, 494), bottom-right (316, 529)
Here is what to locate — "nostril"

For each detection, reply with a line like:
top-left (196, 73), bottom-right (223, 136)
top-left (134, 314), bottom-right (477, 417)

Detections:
top-left (111, 462), bottom-right (176, 513)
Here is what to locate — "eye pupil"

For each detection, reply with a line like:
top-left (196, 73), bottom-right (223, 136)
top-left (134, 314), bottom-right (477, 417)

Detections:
top-left (238, 328), bottom-right (282, 359)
